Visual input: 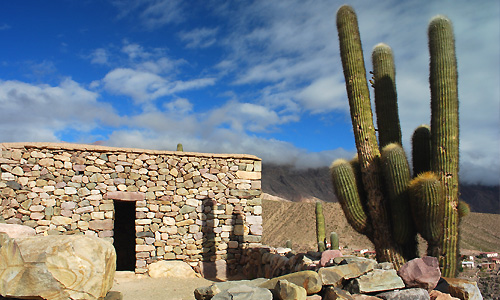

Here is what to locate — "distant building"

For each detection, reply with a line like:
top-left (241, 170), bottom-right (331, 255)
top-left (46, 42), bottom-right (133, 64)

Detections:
top-left (461, 261), bottom-right (475, 269)
top-left (480, 252), bottom-right (498, 258)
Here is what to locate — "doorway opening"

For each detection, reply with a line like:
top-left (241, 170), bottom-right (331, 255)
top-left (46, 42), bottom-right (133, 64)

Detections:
top-left (113, 200), bottom-right (136, 271)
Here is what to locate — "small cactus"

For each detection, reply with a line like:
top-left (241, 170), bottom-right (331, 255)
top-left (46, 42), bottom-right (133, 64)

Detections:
top-left (176, 143), bottom-right (183, 151)
top-left (316, 201), bottom-right (326, 252)
top-left (285, 240), bottom-right (292, 249)
top-left (330, 232), bottom-right (339, 250)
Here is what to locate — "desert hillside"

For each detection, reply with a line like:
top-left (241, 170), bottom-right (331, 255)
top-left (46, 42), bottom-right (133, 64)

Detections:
top-left (261, 199), bottom-right (500, 254)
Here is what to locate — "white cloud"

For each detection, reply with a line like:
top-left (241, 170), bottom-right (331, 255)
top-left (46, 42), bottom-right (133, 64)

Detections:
top-left (0, 79), bottom-right (120, 142)
top-left (0, 24), bottom-right (11, 31)
top-left (297, 76), bottom-right (349, 113)
top-left (102, 68), bottom-right (167, 103)
top-left (112, 0), bottom-right (184, 29)
top-left (101, 68), bottom-right (216, 104)
top-left (164, 98), bottom-right (193, 115)
top-left (206, 101), bottom-right (283, 133)
top-left (121, 43), bottom-right (150, 60)
top-left (179, 27), bottom-right (219, 48)
top-left (90, 48), bottom-right (110, 65)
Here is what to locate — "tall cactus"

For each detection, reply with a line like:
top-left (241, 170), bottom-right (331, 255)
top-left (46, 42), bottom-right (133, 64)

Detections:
top-left (428, 15), bottom-right (460, 277)
top-left (332, 5), bottom-right (461, 276)
top-left (336, 5), bottom-right (407, 268)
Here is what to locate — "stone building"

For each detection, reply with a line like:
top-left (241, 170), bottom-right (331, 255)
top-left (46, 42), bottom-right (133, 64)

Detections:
top-left (0, 143), bottom-right (263, 275)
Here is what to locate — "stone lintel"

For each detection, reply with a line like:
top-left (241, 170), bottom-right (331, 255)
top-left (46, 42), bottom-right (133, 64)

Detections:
top-left (104, 191), bottom-right (145, 201)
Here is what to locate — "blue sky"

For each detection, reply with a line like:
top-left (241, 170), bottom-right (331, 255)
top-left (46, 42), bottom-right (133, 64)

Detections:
top-left (0, 0), bottom-right (498, 185)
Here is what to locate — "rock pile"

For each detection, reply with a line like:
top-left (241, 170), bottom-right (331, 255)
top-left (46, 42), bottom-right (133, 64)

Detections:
top-left (196, 255), bottom-right (483, 300)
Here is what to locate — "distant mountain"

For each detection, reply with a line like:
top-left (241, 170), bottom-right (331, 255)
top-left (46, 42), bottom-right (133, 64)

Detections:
top-left (261, 164), bottom-right (499, 214)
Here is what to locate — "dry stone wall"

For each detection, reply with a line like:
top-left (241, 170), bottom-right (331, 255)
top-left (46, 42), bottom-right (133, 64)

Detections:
top-left (0, 143), bottom-right (262, 274)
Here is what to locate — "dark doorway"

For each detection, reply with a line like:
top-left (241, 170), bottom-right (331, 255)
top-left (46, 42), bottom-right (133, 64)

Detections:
top-left (113, 200), bottom-right (136, 271)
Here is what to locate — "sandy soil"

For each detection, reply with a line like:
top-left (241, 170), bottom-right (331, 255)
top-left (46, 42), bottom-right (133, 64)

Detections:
top-left (111, 272), bottom-right (216, 300)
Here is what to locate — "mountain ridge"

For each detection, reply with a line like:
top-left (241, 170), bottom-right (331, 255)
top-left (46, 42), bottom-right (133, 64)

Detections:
top-left (261, 164), bottom-right (500, 214)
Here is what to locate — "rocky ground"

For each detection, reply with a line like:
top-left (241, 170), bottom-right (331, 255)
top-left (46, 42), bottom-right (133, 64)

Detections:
top-left (477, 271), bottom-right (500, 300)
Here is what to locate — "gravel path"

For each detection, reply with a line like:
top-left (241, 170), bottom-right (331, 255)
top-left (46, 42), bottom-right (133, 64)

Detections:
top-left (111, 272), bottom-right (216, 300)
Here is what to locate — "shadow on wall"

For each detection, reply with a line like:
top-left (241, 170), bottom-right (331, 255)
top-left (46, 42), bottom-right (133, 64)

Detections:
top-left (200, 199), bottom-right (244, 280)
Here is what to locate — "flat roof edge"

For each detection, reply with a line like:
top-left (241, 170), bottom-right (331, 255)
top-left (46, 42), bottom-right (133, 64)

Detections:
top-left (0, 142), bottom-right (261, 161)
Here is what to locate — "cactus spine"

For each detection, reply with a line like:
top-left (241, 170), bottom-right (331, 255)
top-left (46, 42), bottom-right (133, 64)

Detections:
top-left (333, 6), bottom-right (461, 275)
top-left (428, 15), bottom-right (460, 277)
top-left (316, 201), bottom-right (326, 252)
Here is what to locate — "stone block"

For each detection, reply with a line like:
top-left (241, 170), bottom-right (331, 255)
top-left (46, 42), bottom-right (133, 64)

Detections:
top-left (212, 285), bottom-right (272, 300)
top-left (259, 270), bottom-right (322, 295)
top-left (444, 278), bottom-right (483, 300)
top-left (274, 279), bottom-right (307, 300)
top-left (235, 171), bottom-right (261, 180)
top-left (88, 219), bottom-right (113, 230)
top-left (397, 256), bottom-right (441, 291)
top-left (148, 260), bottom-right (197, 278)
top-left (347, 269), bottom-right (405, 294)
top-left (376, 288), bottom-right (430, 300)
top-left (104, 191), bottom-right (145, 201)
top-left (0, 223), bottom-right (35, 238)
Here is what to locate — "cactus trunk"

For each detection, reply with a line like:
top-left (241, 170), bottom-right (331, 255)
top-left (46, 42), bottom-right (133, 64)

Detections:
top-left (336, 5), bottom-right (406, 268)
top-left (428, 15), bottom-right (460, 277)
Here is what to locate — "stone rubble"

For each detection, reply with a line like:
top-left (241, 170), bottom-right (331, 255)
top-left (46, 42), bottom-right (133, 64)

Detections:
top-left (196, 254), bottom-right (483, 300)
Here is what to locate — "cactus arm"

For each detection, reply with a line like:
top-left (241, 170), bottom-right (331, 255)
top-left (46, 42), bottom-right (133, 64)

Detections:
top-left (380, 144), bottom-right (417, 246)
top-left (411, 125), bottom-right (432, 177)
top-left (330, 159), bottom-right (371, 236)
top-left (372, 43), bottom-right (402, 148)
top-left (428, 15), bottom-right (460, 277)
top-left (408, 172), bottom-right (444, 257)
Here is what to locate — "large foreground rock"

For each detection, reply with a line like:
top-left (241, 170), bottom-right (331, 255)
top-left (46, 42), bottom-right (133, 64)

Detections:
top-left (0, 233), bottom-right (116, 300)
